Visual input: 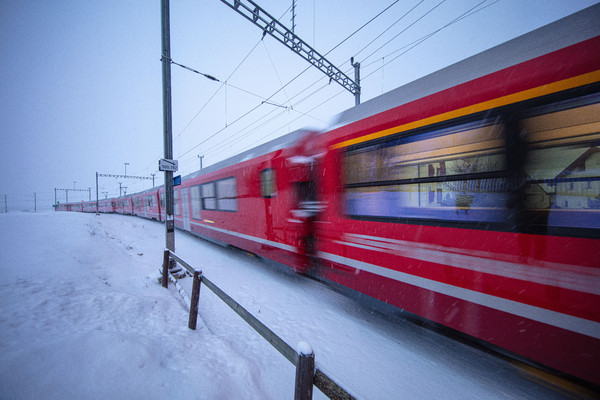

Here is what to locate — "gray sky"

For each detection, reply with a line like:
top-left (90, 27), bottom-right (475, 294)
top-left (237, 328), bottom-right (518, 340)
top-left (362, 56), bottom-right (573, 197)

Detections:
top-left (1, 0), bottom-right (597, 210)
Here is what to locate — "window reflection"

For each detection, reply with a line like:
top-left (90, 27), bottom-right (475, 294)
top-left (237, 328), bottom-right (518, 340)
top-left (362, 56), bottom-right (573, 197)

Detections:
top-left (343, 93), bottom-right (600, 232)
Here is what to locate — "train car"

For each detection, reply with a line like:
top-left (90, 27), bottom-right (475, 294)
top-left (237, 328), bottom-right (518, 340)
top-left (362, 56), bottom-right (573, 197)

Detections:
top-left (55, 4), bottom-right (599, 386)
top-left (101, 199), bottom-right (114, 213)
top-left (310, 5), bottom-right (600, 385)
top-left (113, 196), bottom-right (134, 215)
top-left (172, 129), bottom-right (317, 272)
top-left (131, 188), bottom-right (161, 220)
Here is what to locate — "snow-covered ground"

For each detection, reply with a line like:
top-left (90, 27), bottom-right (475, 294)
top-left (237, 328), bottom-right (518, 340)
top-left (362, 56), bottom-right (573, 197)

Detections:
top-left (0, 211), bottom-right (571, 399)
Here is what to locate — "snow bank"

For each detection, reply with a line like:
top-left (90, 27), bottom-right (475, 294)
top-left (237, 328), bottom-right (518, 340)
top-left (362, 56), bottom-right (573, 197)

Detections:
top-left (0, 212), bottom-right (569, 399)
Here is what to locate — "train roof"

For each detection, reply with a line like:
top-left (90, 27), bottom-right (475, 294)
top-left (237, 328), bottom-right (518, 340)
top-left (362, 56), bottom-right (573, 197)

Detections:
top-left (181, 128), bottom-right (310, 181)
top-left (332, 3), bottom-right (600, 129)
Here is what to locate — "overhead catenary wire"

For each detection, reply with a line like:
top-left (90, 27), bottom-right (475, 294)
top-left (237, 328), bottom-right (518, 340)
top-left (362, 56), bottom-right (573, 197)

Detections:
top-left (176, 1), bottom-right (406, 163)
top-left (352, 0), bottom-right (425, 61)
top-left (173, 1), bottom-right (501, 175)
top-left (324, 0), bottom-right (402, 57)
top-left (173, 5), bottom-right (295, 145)
top-left (362, 0), bottom-right (498, 77)
top-left (104, 1), bottom-right (508, 190)
top-left (179, 68), bottom-right (335, 165)
top-left (359, 0), bottom-right (448, 65)
top-left (170, 59), bottom-right (290, 110)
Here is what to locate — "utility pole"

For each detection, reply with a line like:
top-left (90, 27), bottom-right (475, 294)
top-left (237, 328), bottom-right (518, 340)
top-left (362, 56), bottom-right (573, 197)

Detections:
top-left (96, 172), bottom-right (99, 214)
top-left (54, 188), bottom-right (57, 211)
top-left (351, 57), bottom-right (361, 106)
top-left (3, 195), bottom-right (6, 213)
top-left (118, 182), bottom-right (123, 197)
top-left (291, 0), bottom-right (296, 33)
top-left (124, 162), bottom-right (130, 177)
top-left (34, 192), bottom-right (37, 212)
top-left (161, 0), bottom-right (175, 254)
top-left (198, 155), bottom-right (204, 170)
top-left (151, 173), bottom-right (156, 187)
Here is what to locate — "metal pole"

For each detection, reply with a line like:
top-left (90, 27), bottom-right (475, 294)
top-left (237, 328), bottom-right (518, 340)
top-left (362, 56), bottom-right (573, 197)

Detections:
top-left (198, 155), bottom-right (204, 170)
top-left (4, 195), bottom-right (6, 213)
top-left (54, 188), bottom-right (57, 211)
top-left (96, 172), bottom-right (99, 213)
top-left (151, 173), bottom-right (156, 187)
top-left (34, 192), bottom-right (37, 212)
top-left (66, 189), bottom-right (69, 203)
top-left (352, 58), bottom-right (361, 106)
top-left (124, 162), bottom-right (129, 177)
top-left (88, 187), bottom-right (91, 201)
top-left (161, 0), bottom-right (175, 253)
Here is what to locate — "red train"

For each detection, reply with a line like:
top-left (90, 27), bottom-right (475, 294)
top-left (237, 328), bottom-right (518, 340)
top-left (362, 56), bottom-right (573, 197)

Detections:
top-left (62, 5), bottom-right (600, 387)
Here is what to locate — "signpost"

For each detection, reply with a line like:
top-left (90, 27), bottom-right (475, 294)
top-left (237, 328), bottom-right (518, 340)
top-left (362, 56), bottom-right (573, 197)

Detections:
top-left (159, 158), bottom-right (178, 172)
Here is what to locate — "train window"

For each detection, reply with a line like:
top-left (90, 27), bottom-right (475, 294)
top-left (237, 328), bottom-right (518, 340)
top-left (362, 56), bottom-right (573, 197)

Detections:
top-left (344, 119), bottom-right (510, 224)
top-left (159, 192), bottom-right (165, 208)
top-left (174, 189), bottom-right (180, 216)
top-left (217, 177), bottom-right (238, 212)
top-left (260, 169), bottom-right (276, 198)
top-left (190, 185), bottom-right (202, 219)
top-left (147, 196), bottom-right (154, 207)
top-left (201, 182), bottom-right (217, 210)
top-left (520, 94), bottom-right (600, 231)
top-left (343, 92), bottom-right (600, 234)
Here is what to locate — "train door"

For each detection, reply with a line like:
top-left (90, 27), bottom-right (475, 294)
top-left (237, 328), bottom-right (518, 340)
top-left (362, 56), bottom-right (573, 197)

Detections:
top-left (285, 155), bottom-right (319, 272)
top-left (182, 187), bottom-right (191, 231)
top-left (260, 167), bottom-right (275, 243)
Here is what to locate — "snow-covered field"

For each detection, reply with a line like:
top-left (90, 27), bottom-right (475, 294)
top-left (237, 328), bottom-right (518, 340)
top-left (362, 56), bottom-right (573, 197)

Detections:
top-left (0, 211), bottom-right (570, 399)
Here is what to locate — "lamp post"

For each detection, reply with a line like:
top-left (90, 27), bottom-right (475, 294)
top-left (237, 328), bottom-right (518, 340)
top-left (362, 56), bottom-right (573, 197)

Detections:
top-left (124, 162), bottom-right (130, 177)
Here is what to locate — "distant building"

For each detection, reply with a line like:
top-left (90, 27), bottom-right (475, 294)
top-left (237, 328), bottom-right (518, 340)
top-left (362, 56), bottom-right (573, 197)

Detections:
top-left (553, 147), bottom-right (600, 209)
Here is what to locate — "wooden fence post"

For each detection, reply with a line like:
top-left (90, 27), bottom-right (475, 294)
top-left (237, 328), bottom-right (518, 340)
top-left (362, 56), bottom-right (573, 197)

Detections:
top-left (188, 270), bottom-right (201, 330)
top-left (162, 250), bottom-right (169, 288)
top-left (294, 342), bottom-right (314, 400)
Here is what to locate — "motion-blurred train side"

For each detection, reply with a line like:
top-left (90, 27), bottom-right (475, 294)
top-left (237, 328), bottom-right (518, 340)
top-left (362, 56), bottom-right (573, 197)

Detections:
top-left (61, 5), bottom-right (600, 387)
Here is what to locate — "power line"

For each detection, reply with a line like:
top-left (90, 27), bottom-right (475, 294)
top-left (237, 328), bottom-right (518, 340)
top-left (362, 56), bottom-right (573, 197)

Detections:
top-left (174, 5), bottom-right (294, 146)
top-left (362, 0), bottom-right (498, 79)
top-left (325, 0), bottom-right (401, 57)
top-left (360, 0), bottom-right (448, 65)
top-left (175, 0), bottom-right (497, 172)
top-left (352, 0), bottom-right (425, 60)
top-left (177, 1), bottom-right (407, 164)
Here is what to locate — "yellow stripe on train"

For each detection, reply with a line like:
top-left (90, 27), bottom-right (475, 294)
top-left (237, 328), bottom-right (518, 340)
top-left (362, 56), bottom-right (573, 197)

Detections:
top-left (331, 70), bottom-right (600, 150)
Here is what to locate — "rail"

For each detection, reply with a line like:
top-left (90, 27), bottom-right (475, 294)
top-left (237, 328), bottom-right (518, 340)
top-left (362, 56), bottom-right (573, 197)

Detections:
top-left (161, 250), bottom-right (356, 400)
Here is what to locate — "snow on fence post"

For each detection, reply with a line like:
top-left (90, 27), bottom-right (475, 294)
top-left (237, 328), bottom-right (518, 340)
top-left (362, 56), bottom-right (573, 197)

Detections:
top-left (161, 250), bottom-right (169, 288)
top-left (188, 270), bottom-right (201, 330)
top-left (295, 341), bottom-right (315, 400)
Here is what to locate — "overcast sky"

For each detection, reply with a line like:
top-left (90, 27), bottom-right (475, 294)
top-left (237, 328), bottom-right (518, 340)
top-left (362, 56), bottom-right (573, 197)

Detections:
top-left (1, 0), bottom-right (597, 210)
